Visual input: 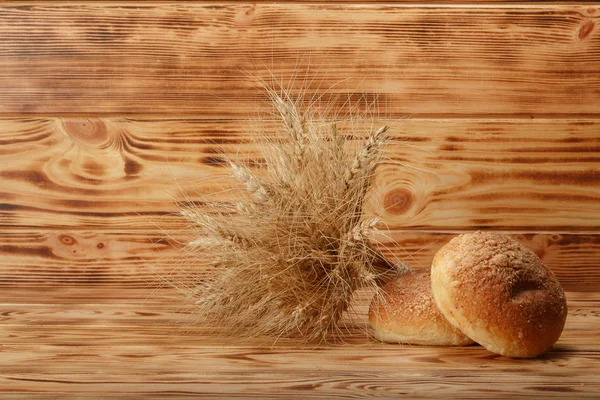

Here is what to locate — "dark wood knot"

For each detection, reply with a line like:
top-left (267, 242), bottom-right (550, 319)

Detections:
top-left (383, 188), bottom-right (413, 215)
top-left (62, 118), bottom-right (109, 146)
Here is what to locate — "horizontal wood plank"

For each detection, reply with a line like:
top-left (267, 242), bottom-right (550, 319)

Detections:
top-left (1, 289), bottom-right (598, 330)
top-left (0, 291), bottom-right (597, 398)
top-left (1, 291), bottom-right (597, 345)
top-left (0, 4), bottom-right (598, 115)
top-left (19, 1), bottom-right (600, 3)
top-left (0, 117), bottom-right (598, 230)
top-left (0, 230), bottom-right (598, 291)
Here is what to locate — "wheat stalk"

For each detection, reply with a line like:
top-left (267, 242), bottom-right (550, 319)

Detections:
top-left (344, 125), bottom-right (388, 192)
top-left (176, 86), bottom-right (406, 343)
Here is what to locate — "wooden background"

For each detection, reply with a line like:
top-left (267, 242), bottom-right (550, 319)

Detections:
top-left (0, 1), bottom-right (599, 398)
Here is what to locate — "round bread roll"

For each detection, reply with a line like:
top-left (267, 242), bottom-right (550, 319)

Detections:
top-left (431, 231), bottom-right (567, 358)
top-left (369, 271), bottom-right (474, 346)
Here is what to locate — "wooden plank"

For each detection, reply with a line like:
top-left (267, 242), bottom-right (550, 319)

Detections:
top-left (0, 117), bottom-right (598, 230)
top-left (0, 287), bottom-right (178, 304)
top-left (0, 230), bottom-right (175, 287)
top-left (19, 1), bottom-right (600, 3)
top-left (0, 292), bottom-right (597, 398)
top-left (381, 231), bottom-right (600, 290)
top-left (0, 4), bottom-right (598, 115)
top-left (0, 290), bottom-right (597, 332)
top-left (0, 362), bottom-right (597, 399)
top-left (0, 293), bottom-right (597, 346)
top-left (0, 230), bottom-right (598, 291)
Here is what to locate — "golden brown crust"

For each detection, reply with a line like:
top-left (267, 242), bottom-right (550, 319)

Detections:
top-left (369, 271), bottom-right (474, 346)
top-left (431, 231), bottom-right (568, 358)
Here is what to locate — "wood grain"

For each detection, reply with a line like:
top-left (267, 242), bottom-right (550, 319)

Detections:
top-left (1, 117), bottom-right (598, 230)
top-left (0, 291), bottom-right (597, 398)
top-left (0, 4), bottom-right (598, 115)
top-left (1, 291), bottom-right (597, 345)
top-left (23, 1), bottom-right (600, 3)
top-left (1, 2), bottom-right (599, 398)
top-left (0, 230), bottom-right (598, 291)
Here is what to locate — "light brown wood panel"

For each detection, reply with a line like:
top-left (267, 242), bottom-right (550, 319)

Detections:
top-left (1, 2), bottom-right (598, 398)
top-left (0, 3), bottom-right (598, 115)
top-left (0, 230), bottom-right (598, 291)
top-left (0, 289), bottom-right (597, 330)
top-left (24, 1), bottom-right (600, 3)
top-left (1, 291), bottom-right (597, 346)
top-left (0, 291), bottom-right (597, 398)
top-left (0, 230), bottom-right (173, 286)
top-left (0, 287), bottom-right (177, 304)
top-left (0, 117), bottom-right (598, 230)
top-left (0, 357), bottom-right (597, 398)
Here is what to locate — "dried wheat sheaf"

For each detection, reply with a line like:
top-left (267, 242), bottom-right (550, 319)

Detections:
top-left (178, 87), bottom-right (408, 342)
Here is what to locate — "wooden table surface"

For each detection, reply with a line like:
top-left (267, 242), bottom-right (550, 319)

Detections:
top-left (1, 1), bottom-right (599, 398)
top-left (1, 288), bottom-right (598, 399)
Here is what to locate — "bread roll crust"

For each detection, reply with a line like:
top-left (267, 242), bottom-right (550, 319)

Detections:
top-left (369, 272), bottom-right (474, 346)
top-left (431, 231), bottom-right (567, 358)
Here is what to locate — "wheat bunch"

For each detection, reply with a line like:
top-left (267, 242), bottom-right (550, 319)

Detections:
top-left (178, 88), bottom-right (408, 342)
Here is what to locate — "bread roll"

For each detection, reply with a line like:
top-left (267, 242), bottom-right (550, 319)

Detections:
top-left (431, 231), bottom-right (567, 358)
top-left (369, 271), bottom-right (474, 346)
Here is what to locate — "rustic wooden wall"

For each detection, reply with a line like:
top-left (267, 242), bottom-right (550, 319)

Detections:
top-left (1, 3), bottom-right (598, 290)
top-left (0, 2), bottom-right (599, 398)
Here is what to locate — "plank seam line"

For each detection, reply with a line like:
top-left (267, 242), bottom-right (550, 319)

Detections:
top-left (1, 114), bottom-right (600, 120)
top-left (2, 1), bottom-right (599, 6)
top-left (1, 228), bottom-right (599, 235)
